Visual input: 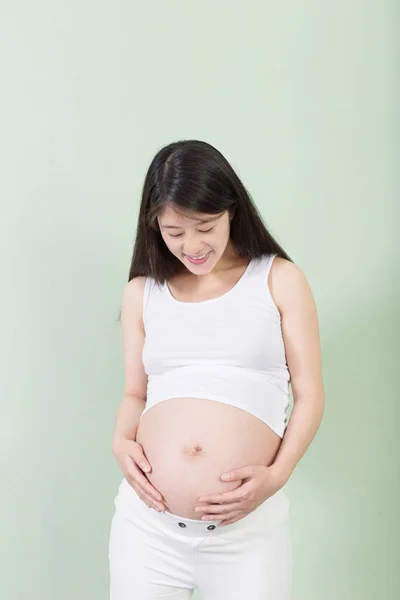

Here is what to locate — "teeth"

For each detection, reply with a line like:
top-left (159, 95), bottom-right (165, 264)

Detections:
top-left (188, 253), bottom-right (207, 259)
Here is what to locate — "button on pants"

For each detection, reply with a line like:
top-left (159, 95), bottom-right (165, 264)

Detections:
top-left (109, 478), bottom-right (292, 599)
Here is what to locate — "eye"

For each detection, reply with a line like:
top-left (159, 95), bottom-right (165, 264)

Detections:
top-left (168, 227), bottom-right (213, 238)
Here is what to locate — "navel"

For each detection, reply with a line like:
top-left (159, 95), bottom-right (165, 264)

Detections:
top-left (183, 443), bottom-right (204, 456)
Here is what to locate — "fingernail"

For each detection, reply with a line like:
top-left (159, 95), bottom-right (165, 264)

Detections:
top-left (141, 463), bottom-right (150, 472)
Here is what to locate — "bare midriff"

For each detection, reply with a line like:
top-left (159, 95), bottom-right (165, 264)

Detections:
top-left (135, 397), bottom-right (282, 520)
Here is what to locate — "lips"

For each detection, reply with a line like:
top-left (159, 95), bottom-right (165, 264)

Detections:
top-left (185, 251), bottom-right (211, 264)
top-left (186, 253), bottom-right (208, 259)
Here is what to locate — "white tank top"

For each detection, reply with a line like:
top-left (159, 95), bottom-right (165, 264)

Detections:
top-left (140, 253), bottom-right (291, 437)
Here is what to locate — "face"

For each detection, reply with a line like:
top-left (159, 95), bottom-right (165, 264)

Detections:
top-left (157, 204), bottom-right (232, 273)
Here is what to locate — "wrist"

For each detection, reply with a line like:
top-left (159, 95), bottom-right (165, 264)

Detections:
top-left (112, 433), bottom-right (130, 455)
top-left (268, 462), bottom-right (292, 489)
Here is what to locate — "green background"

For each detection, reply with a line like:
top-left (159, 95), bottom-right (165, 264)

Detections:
top-left (1, 1), bottom-right (398, 599)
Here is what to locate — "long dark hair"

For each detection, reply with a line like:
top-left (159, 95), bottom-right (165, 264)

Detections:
top-left (116, 140), bottom-right (294, 321)
top-left (127, 140), bottom-right (293, 287)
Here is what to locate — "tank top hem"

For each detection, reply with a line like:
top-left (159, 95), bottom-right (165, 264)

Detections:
top-left (141, 253), bottom-right (291, 436)
top-left (141, 393), bottom-right (287, 438)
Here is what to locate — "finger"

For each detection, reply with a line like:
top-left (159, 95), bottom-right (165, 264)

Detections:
top-left (205, 510), bottom-right (243, 522)
top-left (220, 512), bottom-right (243, 526)
top-left (133, 484), bottom-right (165, 511)
top-left (199, 502), bottom-right (242, 516)
top-left (221, 466), bottom-right (255, 481)
top-left (127, 464), bottom-right (163, 502)
top-left (124, 453), bottom-right (153, 481)
top-left (142, 495), bottom-right (166, 511)
top-left (125, 441), bottom-right (152, 472)
top-left (198, 490), bottom-right (246, 504)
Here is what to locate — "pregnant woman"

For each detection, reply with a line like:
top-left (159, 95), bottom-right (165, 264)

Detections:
top-left (109, 139), bottom-right (325, 599)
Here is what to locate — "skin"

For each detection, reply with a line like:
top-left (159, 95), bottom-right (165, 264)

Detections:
top-left (157, 204), bottom-right (246, 284)
top-left (117, 203), bottom-right (325, 523)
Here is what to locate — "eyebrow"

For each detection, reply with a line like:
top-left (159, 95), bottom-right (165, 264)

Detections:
top-left (161, 217), bottom-right (219, 230)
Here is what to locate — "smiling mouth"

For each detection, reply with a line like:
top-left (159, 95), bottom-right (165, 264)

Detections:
top-left (186, 253), bottom-right (208, 259)
top-left (185, 252), bottom-right (211, 264)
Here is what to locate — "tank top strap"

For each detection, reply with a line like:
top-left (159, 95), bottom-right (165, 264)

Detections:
top-left (263, 253), bottom-right (278, 279)
top-left (235, 253), bottom-right (280, 316)
top-left (142, 275), bottom-right (162, 324)
top-left (237, 253), bottom-right (277, 286)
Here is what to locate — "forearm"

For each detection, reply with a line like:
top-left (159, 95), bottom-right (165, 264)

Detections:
top-left (271, 393), bottom-right (325, 485)
top-left (112, 394), bottom-right (146, 450)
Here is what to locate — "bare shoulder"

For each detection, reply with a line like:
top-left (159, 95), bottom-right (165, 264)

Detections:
top-left (123, 275), bottom-right (147, 302)
top-left (269, 256), bottom-right (316, 316)
top-left (122, 276), bottom-right (148, 322)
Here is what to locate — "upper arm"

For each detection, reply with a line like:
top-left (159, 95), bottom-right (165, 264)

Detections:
top-left (120, 276), bottom-right (148, 400)
top-left (270, 257), bottom-right (325, 401)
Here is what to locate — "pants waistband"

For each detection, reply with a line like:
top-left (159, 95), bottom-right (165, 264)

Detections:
top-left (126, 479), bottom-right (224, 536)
top-left (115, 478), bottom-right (289, 538)
top-left (158, 507), bottom-right (224, 536)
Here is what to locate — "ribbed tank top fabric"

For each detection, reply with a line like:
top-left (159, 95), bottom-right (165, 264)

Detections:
top-left (140, 254), bottom-right (291, 437)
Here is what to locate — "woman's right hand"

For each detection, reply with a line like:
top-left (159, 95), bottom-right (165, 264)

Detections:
top-left (112, 437), bottom-right (166, 512)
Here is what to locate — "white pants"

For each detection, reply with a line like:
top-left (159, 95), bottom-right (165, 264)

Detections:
top-left (109, 478), bottom-right (292, 599)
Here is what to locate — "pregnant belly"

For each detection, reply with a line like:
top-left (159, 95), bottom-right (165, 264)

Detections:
top-left (135, 397), bottom-right (282, 520)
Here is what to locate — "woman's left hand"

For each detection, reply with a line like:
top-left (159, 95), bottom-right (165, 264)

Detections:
top-left (195, 464), bottom-right (285, 526)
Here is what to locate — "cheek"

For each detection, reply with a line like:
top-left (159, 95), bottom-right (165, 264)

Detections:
top-left (216, 226), bottom-right (230, 246)
top-left (162, 235), bottom-right (180, 254)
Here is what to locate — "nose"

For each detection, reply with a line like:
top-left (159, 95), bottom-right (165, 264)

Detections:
top-left (184, 247), bottom-right (205, 256)
top-left (182, 233), bottom-right (205, 256)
